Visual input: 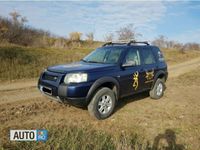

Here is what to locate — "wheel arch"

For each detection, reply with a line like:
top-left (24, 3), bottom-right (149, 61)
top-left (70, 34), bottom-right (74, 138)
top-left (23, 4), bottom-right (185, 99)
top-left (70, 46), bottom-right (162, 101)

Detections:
top-left (86, 77), bottom-right (120, 104)
top-left (151, 70), bottom-right (167, 89)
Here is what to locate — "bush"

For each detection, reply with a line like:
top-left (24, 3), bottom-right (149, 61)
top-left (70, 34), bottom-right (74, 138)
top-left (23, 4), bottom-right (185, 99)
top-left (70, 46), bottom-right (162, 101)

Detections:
top-left (69, 32), bottom-right (82, 41)
top-left (0, 15), bottom-right (50, 47)
top-left (86, 32), bottom-right (94, 42)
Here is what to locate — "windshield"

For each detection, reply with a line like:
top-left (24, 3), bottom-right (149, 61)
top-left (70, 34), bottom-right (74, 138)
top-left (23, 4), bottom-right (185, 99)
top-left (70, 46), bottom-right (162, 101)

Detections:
top-left (82, 47), bottom-right (123, 64)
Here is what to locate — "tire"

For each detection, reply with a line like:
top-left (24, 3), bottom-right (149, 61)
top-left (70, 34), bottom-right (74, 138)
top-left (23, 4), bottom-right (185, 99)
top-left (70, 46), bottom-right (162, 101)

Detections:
top-left (149, 78), bottom-right (165, 99)
top-left (88, 87), bottom-right (116, 120)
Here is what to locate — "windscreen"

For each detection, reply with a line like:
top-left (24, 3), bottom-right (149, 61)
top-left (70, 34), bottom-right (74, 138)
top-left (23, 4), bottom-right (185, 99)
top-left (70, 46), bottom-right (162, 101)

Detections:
top-left (82, 47), bottom-right (124, 64)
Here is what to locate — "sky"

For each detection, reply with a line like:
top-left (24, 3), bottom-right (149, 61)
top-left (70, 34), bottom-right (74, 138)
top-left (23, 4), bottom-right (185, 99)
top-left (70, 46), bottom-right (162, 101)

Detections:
top-left (0, 1), bottom-right (200, 43)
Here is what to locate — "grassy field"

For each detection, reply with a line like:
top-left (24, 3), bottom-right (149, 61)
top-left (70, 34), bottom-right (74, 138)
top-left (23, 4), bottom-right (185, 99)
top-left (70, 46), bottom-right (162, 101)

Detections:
top-left (0, 43), bottom-right (99, 81)
top-left (0, 44), bottom-right (200, 81)
top-left (0, 44), bottom-right (200, 149)
top-left (1, 124), bottom-right (147, 150)
top-left (161, 48), bottom-right (200, 65)
top-left (1, 69), bottom-right (200, 149)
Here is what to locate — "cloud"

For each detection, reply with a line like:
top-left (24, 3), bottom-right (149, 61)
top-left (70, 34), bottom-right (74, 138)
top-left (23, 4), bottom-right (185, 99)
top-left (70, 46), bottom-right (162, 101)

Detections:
top-left (62, 1), bottom-right (167, 40)
top-left (0, 1), bottom-right (167, 40)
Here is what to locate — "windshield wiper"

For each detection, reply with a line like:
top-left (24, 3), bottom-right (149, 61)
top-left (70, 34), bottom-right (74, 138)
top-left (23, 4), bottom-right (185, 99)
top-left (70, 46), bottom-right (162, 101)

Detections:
top-left (81, 59), bottom-right (87, 62)
top-left (86, 60), bottom-right (100, 63)
top-left (81, 59), bottom-right (103, 64)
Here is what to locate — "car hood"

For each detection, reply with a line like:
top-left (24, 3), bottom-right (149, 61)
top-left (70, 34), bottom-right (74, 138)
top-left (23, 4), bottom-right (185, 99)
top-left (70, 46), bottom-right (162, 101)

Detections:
top-left (47, 61), bottom-right (117, 74)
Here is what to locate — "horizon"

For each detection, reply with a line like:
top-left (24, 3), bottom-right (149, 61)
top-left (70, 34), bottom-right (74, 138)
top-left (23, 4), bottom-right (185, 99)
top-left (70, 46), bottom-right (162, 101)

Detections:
top-left (0, 1), bottom-right (200, 43)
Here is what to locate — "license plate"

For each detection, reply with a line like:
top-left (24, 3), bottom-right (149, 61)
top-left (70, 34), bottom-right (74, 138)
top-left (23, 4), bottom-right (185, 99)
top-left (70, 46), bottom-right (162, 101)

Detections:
top-left (40, 86), bottom-right (52, 96)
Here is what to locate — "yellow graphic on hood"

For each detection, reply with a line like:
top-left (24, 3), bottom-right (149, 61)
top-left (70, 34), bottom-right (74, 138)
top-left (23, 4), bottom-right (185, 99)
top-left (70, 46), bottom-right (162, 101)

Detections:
top-left (145, 70), bottom-right (154, 83)
top-left (133, 72), bottom-right (139, 90)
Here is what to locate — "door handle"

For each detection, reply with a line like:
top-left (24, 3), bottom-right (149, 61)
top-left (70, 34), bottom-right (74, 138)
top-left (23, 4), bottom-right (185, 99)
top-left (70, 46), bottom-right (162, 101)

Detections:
top-left (140, 68), bottom-right (144, 72)
top-left (145, 69), bottom-right (154, 72)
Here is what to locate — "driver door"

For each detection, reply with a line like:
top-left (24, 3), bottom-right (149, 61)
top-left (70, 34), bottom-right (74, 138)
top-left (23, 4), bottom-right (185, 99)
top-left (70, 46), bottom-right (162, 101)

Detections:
top-left (119, 48), bottom-right (145, 97)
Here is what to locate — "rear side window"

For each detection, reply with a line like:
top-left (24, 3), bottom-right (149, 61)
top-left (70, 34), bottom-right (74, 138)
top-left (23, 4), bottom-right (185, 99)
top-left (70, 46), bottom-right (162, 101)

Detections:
top-left (140, 48), bottom-right (156, 65)
top-left (153, 47), bottom-right (165, 62)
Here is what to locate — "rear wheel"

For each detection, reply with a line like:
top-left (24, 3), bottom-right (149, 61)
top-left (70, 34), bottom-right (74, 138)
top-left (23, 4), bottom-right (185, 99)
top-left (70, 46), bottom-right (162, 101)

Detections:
top-left (88, 87), bottom-right (116, 120)
top-left (150, 78), bottom-right (165, 99)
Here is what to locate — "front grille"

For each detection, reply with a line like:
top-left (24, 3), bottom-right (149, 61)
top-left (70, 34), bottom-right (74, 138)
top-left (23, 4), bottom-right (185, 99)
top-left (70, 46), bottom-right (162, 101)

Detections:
top-left (43, 73), bottom-right (58, 82)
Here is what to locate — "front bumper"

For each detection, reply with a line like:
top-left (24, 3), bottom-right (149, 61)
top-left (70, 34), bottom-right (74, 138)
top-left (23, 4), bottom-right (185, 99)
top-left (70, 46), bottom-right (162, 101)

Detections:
top-left (38, 71), bottom-right (92, 107)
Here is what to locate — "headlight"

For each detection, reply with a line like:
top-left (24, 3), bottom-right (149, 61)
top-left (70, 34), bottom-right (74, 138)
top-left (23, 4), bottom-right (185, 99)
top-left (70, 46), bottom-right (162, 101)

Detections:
top-left (64, 73), bottom-right (88, 84)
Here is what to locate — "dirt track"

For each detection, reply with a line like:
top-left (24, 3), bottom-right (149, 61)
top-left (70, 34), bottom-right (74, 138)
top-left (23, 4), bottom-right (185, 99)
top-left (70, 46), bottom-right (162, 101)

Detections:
top-left (168, 57), bottom-right (200, 77)
top-left (0, 57), bottom-right (200, 103)
top-left (0, 58), bottom-right (200, 149)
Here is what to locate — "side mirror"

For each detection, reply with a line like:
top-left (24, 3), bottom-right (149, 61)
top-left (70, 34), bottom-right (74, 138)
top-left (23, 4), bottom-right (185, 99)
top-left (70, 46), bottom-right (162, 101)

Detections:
top-left (121, 61), bottom-right (137, 68)
top-left (122, 63), bottom-right (133, 67)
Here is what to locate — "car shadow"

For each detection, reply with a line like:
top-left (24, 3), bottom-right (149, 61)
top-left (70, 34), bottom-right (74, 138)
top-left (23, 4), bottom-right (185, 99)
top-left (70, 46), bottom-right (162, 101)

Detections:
top-left (150, 129), bottom-right (185, 150)
top-left (115, 91), bottom-right (150, 113)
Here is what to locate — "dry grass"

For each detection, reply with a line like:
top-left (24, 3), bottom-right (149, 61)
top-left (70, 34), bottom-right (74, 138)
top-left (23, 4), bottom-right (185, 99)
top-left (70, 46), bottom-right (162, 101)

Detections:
top-left (1, 124), bottom-right (147, 150)
top-left (172, 68), bottom-right (200, 85)
top-left (1, 44), bottom-right (200, 81)
top-left (161, 48), bottom-right (200, 65)
top-left (0, 44), bottom-right (100, 81)
top-left (0, 44), bottom-right (200, 149)
top-left (0, 69), bottom-right (200, 149)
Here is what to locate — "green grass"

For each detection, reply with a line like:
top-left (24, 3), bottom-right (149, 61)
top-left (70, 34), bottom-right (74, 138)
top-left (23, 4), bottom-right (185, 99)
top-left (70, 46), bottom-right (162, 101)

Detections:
top-left (1, 124), bottom-right (147, 150)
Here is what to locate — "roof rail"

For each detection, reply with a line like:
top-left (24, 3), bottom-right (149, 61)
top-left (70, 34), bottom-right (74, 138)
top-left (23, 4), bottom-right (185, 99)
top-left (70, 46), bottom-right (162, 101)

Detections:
top-left (102, 40), bottom-right (150, 47)
top-left (127, 40), bottom-right (149, 46)
top-left (102, 40), bottom-right (128, 47)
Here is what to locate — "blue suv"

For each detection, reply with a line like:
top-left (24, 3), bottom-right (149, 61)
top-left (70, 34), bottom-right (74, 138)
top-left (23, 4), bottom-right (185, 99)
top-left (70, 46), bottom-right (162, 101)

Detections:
top-left (38, 41), bottom-right (168, 119)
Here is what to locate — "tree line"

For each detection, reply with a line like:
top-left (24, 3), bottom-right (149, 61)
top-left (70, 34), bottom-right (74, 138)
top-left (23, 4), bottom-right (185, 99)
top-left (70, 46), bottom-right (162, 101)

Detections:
top-left (0, 11), bottom-right (96, 48)
top-left (0, 11), bottom-right (199, 51)
top-left (152, 35), bottom-right (200, 52)
top-left (0, 11), bottom-right (140, 48)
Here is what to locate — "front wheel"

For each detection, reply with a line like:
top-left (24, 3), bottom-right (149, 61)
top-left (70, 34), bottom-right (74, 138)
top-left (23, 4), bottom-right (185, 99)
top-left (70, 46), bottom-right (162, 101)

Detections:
top-left (149, 78), bottom-right (165, 99)
top-left (88, 87), bottom-right (116, 120)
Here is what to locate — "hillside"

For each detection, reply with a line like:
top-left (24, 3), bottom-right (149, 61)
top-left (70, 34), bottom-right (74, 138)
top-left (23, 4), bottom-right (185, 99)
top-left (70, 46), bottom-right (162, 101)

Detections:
top-left (0, 44), bottom-right (200, 81)
top-left (0, 43), bottom-right (101, 81)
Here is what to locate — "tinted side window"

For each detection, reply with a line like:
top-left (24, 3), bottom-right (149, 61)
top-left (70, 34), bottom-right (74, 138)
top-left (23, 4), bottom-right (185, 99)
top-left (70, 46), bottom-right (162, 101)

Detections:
top-left (106, 48), bottom-right (123, 63)
top-left (123, 49), bottom-right (141, 66)
top-left (153, 47), bottom-right (165, 62)
top-left (141, 48), bottom-right (156, 65)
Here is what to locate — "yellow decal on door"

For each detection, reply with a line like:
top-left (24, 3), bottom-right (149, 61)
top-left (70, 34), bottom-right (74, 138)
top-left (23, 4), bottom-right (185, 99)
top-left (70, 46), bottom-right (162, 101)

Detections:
top-left (133, 72), bottom-right (139, 90)
top-left (145, 70), bottom-right (154, 83)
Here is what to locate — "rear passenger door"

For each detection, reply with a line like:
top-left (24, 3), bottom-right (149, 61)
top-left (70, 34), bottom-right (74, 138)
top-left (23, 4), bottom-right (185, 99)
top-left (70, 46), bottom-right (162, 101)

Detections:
top-left (139, 47), bottom-right (157, 89)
